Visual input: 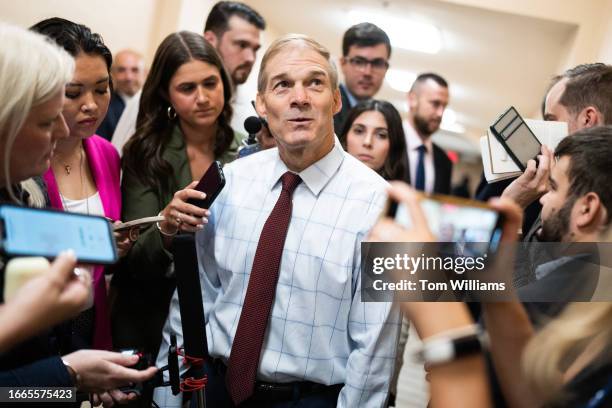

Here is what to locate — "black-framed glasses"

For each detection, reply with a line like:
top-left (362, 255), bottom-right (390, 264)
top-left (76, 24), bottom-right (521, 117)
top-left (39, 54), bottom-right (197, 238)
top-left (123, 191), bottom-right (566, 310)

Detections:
top-left (347, 56), bottom-right (389, 71)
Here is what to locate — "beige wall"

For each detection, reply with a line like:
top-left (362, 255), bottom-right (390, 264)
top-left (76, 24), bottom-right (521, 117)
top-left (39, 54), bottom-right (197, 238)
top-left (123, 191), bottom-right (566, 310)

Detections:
top-left (0, 0), bottom-right (159, 60)
top-left (3, 0), bottom-right (609, 69)
top-left (442, 0), bottom-right (611, 69)
top-left (596, 0), bottom-right (612, 62)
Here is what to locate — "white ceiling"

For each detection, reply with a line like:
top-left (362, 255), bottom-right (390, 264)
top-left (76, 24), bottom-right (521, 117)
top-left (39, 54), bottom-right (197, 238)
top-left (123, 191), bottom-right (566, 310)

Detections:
top-left (247, 0), bottom-right (576, 158)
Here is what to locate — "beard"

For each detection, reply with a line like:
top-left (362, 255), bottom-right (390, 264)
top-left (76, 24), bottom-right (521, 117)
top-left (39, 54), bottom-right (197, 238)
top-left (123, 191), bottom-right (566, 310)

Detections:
top-left (413, 112), bottom-right (441, 137)
top-left (231, 63), bottom-right (253, 85)
top-left (538, 199), bottom-right (574, 242)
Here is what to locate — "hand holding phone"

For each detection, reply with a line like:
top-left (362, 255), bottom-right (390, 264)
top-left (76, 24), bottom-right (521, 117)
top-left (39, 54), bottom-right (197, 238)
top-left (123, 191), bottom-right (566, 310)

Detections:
top-left (383, 184), bottom-right (505, 257)
top-left (0, 251), bottom-right (90, 352)
top-left (158, 162), bottom-right (224, 236)
top-left (187, 161), bottom-right (225, 209)
top-left (501, 144), bottom-right (554, 209)
top-left (369, 183), bottom-right (435, 244)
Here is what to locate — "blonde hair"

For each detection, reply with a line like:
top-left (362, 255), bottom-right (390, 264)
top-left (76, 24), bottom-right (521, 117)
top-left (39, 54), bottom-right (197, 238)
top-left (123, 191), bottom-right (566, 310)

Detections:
top-left (0, 23), bottom-right (74, 201)
top-left (20, 179), bottom-right (47, 208)
top-left (257, 33), bottom-right (338, 93)
top-left (523, 302), bottom-right (612, 402)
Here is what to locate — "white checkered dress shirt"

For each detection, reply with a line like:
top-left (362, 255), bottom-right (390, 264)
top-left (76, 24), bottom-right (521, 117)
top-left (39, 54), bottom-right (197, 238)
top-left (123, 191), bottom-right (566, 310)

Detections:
top-left (155, 140), bottom-right (400, 407)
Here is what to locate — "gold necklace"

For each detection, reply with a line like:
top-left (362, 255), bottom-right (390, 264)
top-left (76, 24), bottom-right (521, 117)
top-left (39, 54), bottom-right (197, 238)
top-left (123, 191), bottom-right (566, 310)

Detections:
top-left (58, 145), bottom-right (90, 215)
top-left (54, 145), bottom-right (83, 175)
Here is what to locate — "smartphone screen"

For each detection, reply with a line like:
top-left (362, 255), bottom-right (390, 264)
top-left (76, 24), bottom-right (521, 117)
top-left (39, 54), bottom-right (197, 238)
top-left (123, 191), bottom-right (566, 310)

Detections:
top-left (491, 107), bottom-right (541, 170)
top-left (0, 205), bottom-right (117, 264)
top-left (188, 161), bottom-right (226, 209)
top-left (388, 195), bottom-right (503, 257)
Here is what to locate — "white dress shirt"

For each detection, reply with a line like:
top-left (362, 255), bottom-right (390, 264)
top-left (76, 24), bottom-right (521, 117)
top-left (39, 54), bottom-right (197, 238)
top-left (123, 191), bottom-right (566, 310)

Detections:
top-left (111, 90), bottom-right (141, 155)
top-left (154, 140), bottom-right (400, 407)
top-left (404, 120), bottom-right (435, 194)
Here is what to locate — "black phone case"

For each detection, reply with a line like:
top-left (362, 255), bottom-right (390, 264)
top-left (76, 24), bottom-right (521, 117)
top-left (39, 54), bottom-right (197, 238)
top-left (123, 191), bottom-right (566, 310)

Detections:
top-left (187, 161), bottom-right (226, 209)
top-left (489, 106), bottom-right (541, 172)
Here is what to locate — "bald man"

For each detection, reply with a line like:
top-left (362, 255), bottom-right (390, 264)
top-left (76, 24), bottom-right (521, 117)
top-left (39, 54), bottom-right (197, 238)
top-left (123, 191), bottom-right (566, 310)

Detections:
top-left (97, 49), bottom-right (145, 141)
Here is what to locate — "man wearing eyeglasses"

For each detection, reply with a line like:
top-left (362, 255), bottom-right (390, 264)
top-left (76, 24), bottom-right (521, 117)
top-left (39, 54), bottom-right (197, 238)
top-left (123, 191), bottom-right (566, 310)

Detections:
top-left (334, 22), bottom-right (391, 135)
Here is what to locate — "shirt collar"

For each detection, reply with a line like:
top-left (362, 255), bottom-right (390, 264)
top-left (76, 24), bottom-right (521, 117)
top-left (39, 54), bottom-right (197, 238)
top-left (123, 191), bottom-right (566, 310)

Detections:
top-left (270, 137), bottom-right (345, 196)
top-left (404, 120), bottom-right (433, 153)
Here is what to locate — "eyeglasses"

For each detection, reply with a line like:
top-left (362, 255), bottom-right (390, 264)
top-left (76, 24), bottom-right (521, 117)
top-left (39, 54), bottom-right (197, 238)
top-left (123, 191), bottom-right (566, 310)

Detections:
top-left (347, 56), bottom-right (389, 71)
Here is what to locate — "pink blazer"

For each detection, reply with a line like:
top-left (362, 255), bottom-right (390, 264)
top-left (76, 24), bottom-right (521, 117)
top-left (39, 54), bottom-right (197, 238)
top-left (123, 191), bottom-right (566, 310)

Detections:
top-left (43, 135), bottom-right (121, 350)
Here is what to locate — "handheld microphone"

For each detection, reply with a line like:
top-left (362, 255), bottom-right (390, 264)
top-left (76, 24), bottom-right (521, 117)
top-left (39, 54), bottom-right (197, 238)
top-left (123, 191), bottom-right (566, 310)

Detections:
top-left (239, 116), bottom-right (264, 158)
top-left (244, 116), bottom-right (262, 145)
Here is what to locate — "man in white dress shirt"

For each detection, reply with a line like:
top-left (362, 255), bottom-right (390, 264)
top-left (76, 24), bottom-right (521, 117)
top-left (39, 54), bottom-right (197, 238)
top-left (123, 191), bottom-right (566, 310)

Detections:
top-left (154, 34), bottom-right (399, 408)
top-left (403, 72), bottom-right (453, 195)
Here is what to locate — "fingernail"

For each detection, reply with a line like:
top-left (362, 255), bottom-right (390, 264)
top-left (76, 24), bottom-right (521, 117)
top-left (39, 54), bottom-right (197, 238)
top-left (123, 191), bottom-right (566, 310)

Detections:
top-left (202, 218), bottom-right (208, 224)
top-left (205, 210), bottom-right (211, 216)
top-left (201, 193), bottom-right (207, 199)
top-left (197, 225), bottom-right (204, 229)
top-left (63, 249), bottom-right (76, 259)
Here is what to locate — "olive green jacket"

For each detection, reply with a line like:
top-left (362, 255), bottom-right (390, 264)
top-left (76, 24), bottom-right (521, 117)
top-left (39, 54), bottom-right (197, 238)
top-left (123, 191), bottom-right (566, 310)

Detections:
top-left (111, 125), bottom-right (241, 354)
top-left (120, 125), bottom-right (242, 280)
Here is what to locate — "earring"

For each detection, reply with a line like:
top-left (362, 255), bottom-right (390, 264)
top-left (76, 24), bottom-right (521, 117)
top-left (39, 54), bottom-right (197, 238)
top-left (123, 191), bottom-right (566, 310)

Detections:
top-left (167, 106), bottom-right (177, 120)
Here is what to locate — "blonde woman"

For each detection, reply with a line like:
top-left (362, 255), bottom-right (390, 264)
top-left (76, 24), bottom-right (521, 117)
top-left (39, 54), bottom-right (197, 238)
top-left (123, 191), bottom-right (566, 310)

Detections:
top-left (0, 23), bottom-right (157, 397)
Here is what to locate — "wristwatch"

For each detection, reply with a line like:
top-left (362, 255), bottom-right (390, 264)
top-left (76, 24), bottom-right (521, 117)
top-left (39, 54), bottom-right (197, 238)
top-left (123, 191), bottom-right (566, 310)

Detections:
top-left (414, 324), bottom-right (488, 365)
top-left (62, 359), bottom-right (81, 389)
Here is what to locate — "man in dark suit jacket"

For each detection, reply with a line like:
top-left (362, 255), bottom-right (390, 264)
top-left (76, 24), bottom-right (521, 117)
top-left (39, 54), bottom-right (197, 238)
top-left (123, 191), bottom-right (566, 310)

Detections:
top-left (403, 73), bottom-right (453, 194)
top-left (97, 50), bottom-right (145, 141)
top-left (334, 23), bottom-right (390, 135)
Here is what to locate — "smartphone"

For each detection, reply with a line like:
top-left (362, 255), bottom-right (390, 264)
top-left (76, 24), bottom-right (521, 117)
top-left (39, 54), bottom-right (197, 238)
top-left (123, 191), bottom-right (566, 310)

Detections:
top-left (0, 204), bottom-right (118, 264)
top-left (386, 193), bottom-right (504, 257)
top-left (490, 106), bottom-right (541, 171)
top-left (187, 161), bottom-right (226, 209)
top-left (113, 216), bottom-right (165, 232)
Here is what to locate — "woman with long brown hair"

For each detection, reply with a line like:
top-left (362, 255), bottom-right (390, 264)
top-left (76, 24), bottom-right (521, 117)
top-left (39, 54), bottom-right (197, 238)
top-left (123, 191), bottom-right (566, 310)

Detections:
top-left (114, 31), bottom-right (242, 357)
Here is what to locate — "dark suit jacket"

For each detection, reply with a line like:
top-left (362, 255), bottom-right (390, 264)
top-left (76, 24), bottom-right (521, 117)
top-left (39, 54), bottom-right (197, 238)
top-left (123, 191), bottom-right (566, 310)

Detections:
top-left (519, 251), bottom-right (600, 324)
top-left (405, 142), bottom-right (453, 195)
top-left (333, 84), bottom-right (353, 136)
top-left (0, 357), bottom-right (72, 387)
top-left (475, 172), bottom-right (542, 233)
top-left (97, 92), bottom-right (126, 141)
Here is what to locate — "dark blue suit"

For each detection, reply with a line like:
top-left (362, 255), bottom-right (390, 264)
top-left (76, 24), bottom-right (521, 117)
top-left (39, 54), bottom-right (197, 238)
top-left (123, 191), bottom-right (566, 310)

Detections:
top-left (97, 92), bottom-right (126, 141)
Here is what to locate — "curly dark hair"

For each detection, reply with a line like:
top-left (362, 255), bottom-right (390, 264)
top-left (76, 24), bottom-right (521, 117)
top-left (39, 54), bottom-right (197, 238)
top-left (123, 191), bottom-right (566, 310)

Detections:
top-left (122, 31), bottom-right (234, 196)
top-left (339, 99), bottom-right (407, 180)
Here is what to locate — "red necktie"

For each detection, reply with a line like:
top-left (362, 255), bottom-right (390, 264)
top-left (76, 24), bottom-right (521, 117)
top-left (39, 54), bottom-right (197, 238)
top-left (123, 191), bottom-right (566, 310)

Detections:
top-left (226, 171), bottom-right (302, 405)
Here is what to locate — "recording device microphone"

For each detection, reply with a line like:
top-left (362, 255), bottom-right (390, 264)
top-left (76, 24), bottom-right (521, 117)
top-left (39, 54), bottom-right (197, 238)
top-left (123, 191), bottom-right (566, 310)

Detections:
top-left (239, 116), bottom-right (264, 158)
top-left (244, 116), bottom-right (262, 145)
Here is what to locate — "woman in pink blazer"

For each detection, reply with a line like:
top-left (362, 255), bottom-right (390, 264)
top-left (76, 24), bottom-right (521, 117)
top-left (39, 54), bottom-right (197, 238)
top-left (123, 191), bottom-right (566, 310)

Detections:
top-left (33, 18), bottom-right (132, 352)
